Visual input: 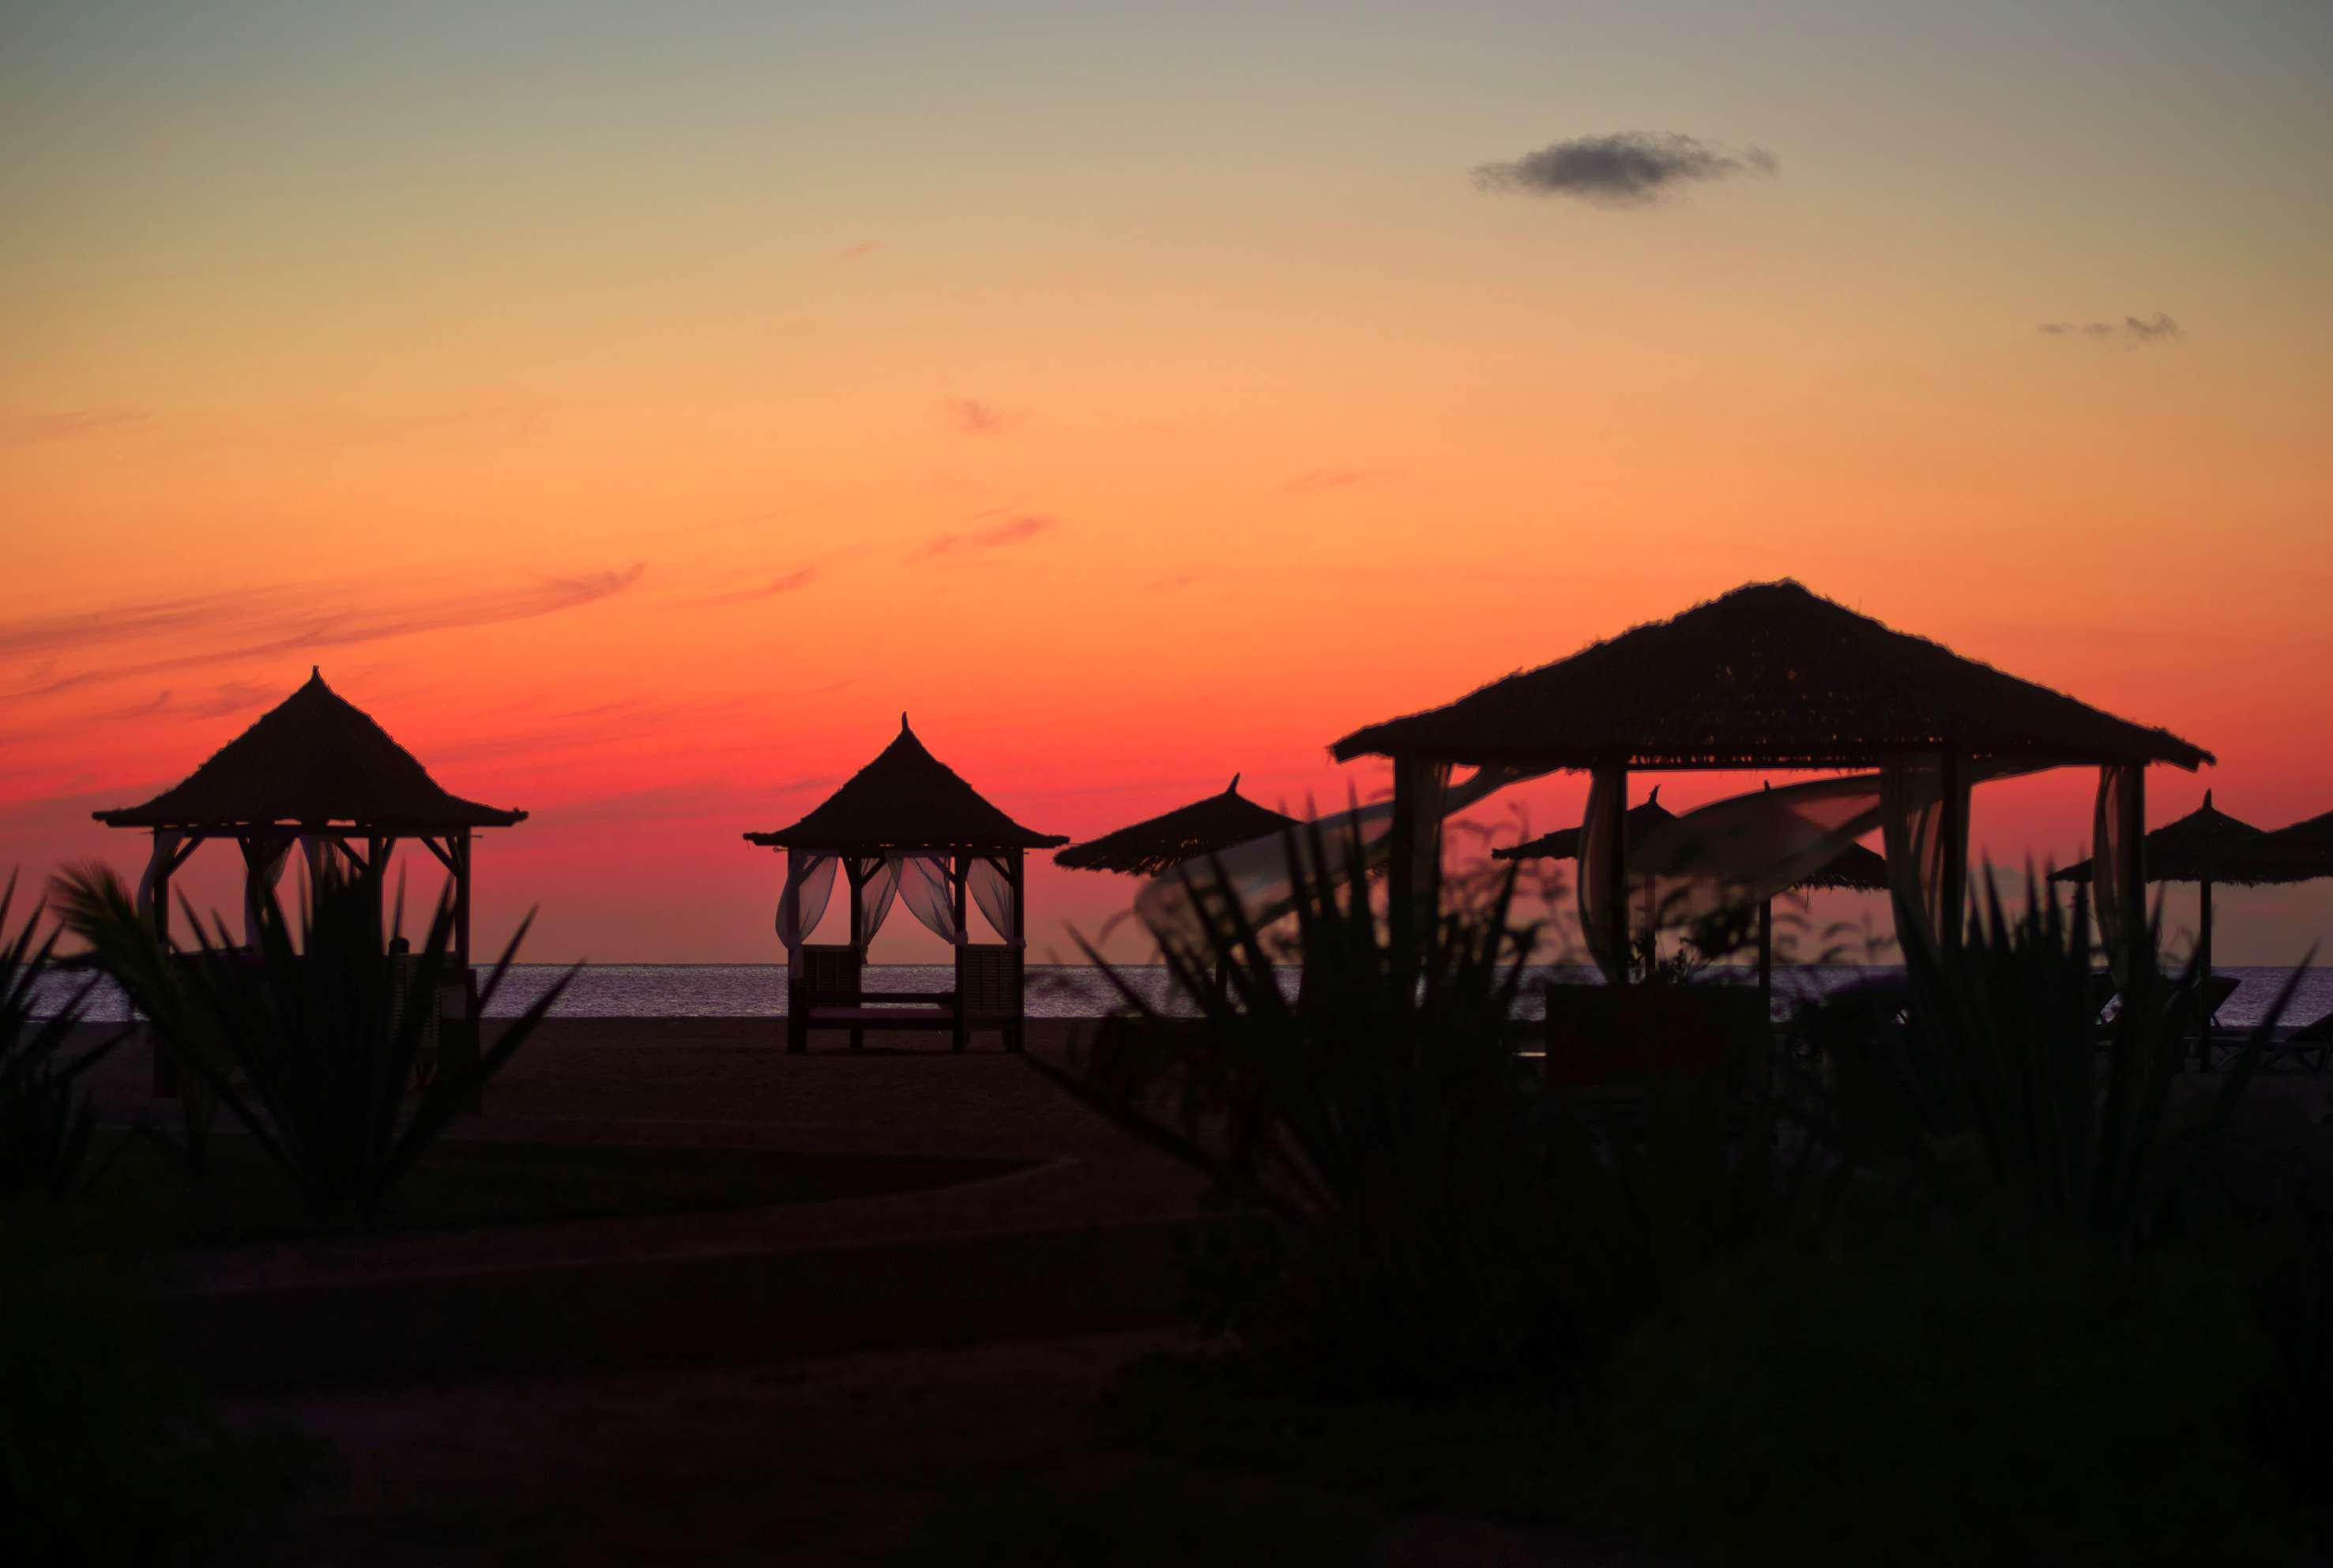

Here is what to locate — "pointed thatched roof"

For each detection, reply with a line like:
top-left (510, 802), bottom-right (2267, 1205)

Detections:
top-left (1331, 581), bottom-right (2211, 772)
top-left (1055, 775), bottom-right (1300, 877)
top-left (743, 715), bottom-right (1067, 852)
top-left (2049, 790), bottom-right (2299, 887)
top-left (93, 668), bottom-right (524, 831)
top-left (1491, 786), bottom-right (1887, 892)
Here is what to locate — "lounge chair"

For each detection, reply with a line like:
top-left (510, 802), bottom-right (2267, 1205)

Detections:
top-left (2254, 1006), bottom-right (2333, 1074)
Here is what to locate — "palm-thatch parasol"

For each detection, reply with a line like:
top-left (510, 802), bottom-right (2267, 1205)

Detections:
top-left (2048, 790), bottom-right (2306, 995)
top-left (1496, 784), bottom-right (1887, 1013)
top-left (1055, 775), bottom-right (1298, 878)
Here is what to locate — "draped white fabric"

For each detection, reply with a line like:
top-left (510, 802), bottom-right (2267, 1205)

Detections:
top-left (970, 856), bottom-right (1017, 945)
top-left (775, 852), bottom-right (837, 952)
top-left (136, 830), bottom-right (185, 923)
top-left (852, 855), bottom-right (901, 947)
top-left (894, 853), bottom-right (961, 945)
top-left (1577, 765), bottom-right (1629, 983)
top-left (1628, 773), bottom-right (1890, 947)
top-left (1878, 757), bottom-right (1970, 966)
top-left (1624, 758), bottom-right (2034, 969)
top-left (244, 833), bottom-right (298, 947)
top-left (2093, 763), bottom-right (2143, 981)
top-left (1133, 763), bottom-right (1542, 958)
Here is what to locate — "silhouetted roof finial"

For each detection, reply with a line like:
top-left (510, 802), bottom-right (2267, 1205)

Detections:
top-left (1228, 773), bottom-right (1241, 792)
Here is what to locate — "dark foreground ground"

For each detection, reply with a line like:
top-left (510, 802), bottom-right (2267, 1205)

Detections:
top-left (71, 1017), bottom-right (2333, 1566)
top-left (77, 1019), bottom-right (1661, 1565)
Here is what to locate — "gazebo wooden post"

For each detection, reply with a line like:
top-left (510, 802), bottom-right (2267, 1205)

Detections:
top-left (1009, 847), bottom-right (1026, 1052)
top-left (1757, 898), bottom-right (1774, 1022)
top-left (951, 852), bottom-right (971, 1052)
top-left (1939, 749), bottom-right (1966, 958)
top-left (845, 856), bottom-right (869, 1052)
top-left (1385, 753), bottom-right (1424, 968)
top-left (1608, 765), bottom-right (1632, 982)
top-left (149, 829), bottom-right (187, 1096)
top-left (452, 829), bottom-right (483, 1111)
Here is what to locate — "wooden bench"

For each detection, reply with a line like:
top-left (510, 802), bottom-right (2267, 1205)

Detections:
top-left (785, 943), bottom-right (1028, 1053)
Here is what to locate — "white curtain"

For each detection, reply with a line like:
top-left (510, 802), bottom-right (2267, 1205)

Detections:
top-left (775, 852), bottom-right (837, 953)
top-left (1133, 762), bottom-right (1543, 960)
top-left (1877, 756), bottom-right (1971, 968)
top-left (244, 833), bottom-right (298, 948)
top-left (136, 829), bottom-right (185, 924)
top-left (1625, 758), bottom-right (2033, 970)
top-left (894, 853), bottom-right (962, 945)
top-left (1577, 765), bottom-right (1628, 983)
top-left (2094, 763), bottom-right (2143, 983)
top-left (1635, 773), bottom-right (1895, 927)
top-left (969, 856), bottom-right (1018, 945)
top-left (852, 855), bottom-right (901, 948)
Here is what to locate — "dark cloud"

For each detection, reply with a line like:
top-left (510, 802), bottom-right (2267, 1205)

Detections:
top-left (0, 565), bottom-right (646, 703)
top-left (1473, 132), bottom-right (1776, 205)
top-left (919, 513), bottom-right (1055, 559)
top-left (700, 567), bottom-right (818, 606)
top-left (2038, 313), bottom-right (2183, 347)
top-left (0, 406), bottom-right (154, 443)
top-left (942, 397), bottom-right (1017, 434)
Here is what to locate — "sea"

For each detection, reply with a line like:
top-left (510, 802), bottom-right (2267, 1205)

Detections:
top-left (32, 963), bottom-right (2333, 1031)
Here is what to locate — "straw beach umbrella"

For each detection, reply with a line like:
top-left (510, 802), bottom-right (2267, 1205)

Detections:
top-left (2049, 791), bottom-right (2298, 1002)
top-left (1055, 776), bottom-right (1298, 878)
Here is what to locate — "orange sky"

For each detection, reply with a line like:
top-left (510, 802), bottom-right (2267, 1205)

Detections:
top-left (5, 1), bottom-right (2329, 966)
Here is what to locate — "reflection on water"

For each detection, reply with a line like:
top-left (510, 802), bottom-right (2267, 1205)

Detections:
top-left (33, 962), bottom-right (2332, 1032)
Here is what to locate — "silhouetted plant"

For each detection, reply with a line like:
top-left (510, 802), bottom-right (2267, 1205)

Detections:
top-left (0, 874), bottom-right (122, 1201)
top-left (1035, 818), bottom-right (1829, 1393)
top-left (51, 857), bottom-right (572, 1228)
top-left (1848, 867), bottom-right (2309, 1250)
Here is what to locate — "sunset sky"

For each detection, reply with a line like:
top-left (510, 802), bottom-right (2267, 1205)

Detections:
top-left (5, 0), bottom-right (2329, 966)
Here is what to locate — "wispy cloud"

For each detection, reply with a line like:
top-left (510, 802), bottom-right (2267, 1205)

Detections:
top-left (699, 566), bottom-right (818, 606)
top-left (2038, 313), bottom-right (2183, 348)
top-left (942, 397), bottom-right (1019, 435)
top-left (0, 406), bottom-right (154, 444)
top-left (0, 564), bottom-right (647, 703)
top-left (918, 513), bottom-right (1055, 559)
top-left (1148, 571), bottom-right (1202, 592)
top-left (836, 242), bottom-right (880, 261)
top-left (1280, 468), bottom-right (1373, 496)
top-left (1473, 132), bottom-right (1776, 205)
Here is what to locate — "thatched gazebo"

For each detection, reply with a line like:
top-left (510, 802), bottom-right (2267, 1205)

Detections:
top-left (93, 667), bottom-right (525, 1089)
top-left (1055, 776), bottom-right (1298, 878)
top-left (1494, 784), bottom-right (1887, 1013)
top-left (743, 716), bottom-right (1067, 1051)
top-left (1330, 581), bottom-right (2212, 976)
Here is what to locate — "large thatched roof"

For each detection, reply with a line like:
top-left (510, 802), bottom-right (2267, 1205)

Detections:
top-left (93, 669), bottom-right (525, 832)
top-left (2049, 791), bottom-right (2301, 887)
top-left (1055, 775), bottom-right (1299, 877)
top-left (743, 716), bottom-right (1067, 852)
top-left (1331, 581), bottom-right (2211, 772)
top-left (1491, 786), bottom-right (1887, 892)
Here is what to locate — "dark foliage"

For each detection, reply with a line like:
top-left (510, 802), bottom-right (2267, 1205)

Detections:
top-left (0, 874), bottom-right (121, 1200)
top-left (51, 857), bottom-right (571, 1228)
